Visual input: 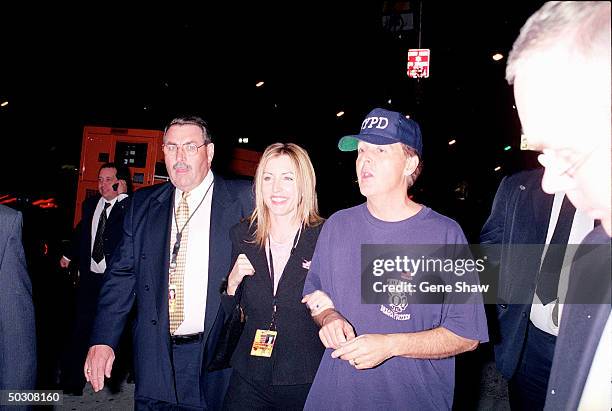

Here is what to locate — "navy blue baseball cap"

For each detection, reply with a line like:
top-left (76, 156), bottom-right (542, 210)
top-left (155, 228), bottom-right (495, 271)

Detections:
top-left (338, 108), bottom-right (423, 157)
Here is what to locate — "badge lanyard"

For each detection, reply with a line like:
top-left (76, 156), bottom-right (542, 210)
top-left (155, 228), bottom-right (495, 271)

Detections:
top-left (266, 226), bottom-right (302, 330)
top-left (169, 178), bottom-right (214, 272)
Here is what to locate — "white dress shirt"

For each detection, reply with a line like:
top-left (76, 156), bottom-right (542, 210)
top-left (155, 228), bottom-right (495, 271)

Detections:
top-left (171, 171), bottom-right (214, 335)
top-left (530, 192), bottom-right (594, 335)
top-left (90, 193), bottom-right (128, 273)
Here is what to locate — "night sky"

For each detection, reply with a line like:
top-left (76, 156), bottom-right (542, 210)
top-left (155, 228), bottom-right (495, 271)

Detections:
top-left (1, 1), bottom-right (547, 242)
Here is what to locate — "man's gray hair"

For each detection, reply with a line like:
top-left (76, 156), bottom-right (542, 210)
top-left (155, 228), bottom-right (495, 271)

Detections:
top-left (163, 115), bottom-right (212, 144)
top-left (506, 1), bottom-right (611, 84)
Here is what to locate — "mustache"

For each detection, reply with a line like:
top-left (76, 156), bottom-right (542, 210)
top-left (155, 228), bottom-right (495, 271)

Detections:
top-left (173, 162), bottom-right (191, 171)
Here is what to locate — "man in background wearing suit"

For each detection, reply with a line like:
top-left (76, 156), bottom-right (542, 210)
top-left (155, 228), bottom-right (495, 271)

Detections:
top-left (0, 204), bottom-right (37, 394)
top-left (506, 2), bottom-right (611, 409)
top-left (481, 169), bottom-right (593, 410)
top-left (60, 163), bottom-right (131, 395)
top-left (85, 116), bottom-right (253, 410)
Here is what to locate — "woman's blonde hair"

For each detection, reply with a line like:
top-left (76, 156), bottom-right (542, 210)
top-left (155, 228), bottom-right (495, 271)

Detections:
top-left (250, 143), bottom-right (323, 248)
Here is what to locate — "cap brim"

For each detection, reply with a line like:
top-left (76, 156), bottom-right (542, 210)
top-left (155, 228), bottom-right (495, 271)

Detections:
top-left (338, 136), bottom-right (359, 151)
top-left (338, 134), bottom-right (399, 151)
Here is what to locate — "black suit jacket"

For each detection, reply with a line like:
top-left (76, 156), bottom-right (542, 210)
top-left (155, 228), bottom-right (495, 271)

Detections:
top-left (544, 226), bottom-right (611, 410)
top-left (480, 169), bottom-right (554, 379)
top-left (0, 205), bottom-right (36, 392)
top-left (221, 220), bottom-right (324, 385)
top-left (66, 195), bottom-right (130, 275)
top-left (91, 176), bottom-right (253, 408)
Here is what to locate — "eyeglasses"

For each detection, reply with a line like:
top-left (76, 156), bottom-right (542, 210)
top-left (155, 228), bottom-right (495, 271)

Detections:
top-left (558, 146), bottom-right (599, 178)
top-left (538, 145), bottom-right (599, 179)
top-left (162, 142), bottom-right (207, 155)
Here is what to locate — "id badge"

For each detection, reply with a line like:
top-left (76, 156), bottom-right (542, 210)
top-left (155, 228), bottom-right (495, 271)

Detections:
top-left (250, 329), bottom-right (278, 357)
top-left (168, 284), bottom-right (177, 313)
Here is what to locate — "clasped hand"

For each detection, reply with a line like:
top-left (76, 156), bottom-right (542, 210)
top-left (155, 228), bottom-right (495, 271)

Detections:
top-left (226, 253), bottom-right (255, 295)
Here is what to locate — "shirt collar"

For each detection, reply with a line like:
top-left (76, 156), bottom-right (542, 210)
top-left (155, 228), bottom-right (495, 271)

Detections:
top-left (175, 171), bottom-right (214, 204)
top-left (101, 193), bottom-right (128, 207)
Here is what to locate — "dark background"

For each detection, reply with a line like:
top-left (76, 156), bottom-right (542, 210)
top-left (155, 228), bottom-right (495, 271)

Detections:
top-left (1, 1), bottom-right (545, 242)
top-left (1, 1), bottom-right (548, 404)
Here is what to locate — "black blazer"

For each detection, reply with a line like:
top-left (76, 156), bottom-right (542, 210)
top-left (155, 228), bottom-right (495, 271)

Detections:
top-left (544, 226), bottom-right (611, 411)
top-left (67, 195), bottom-right (130, 275)
top-left (221, 220), bottom-right (324, 385)
top-left (480, 169), bottom-right (554, 379)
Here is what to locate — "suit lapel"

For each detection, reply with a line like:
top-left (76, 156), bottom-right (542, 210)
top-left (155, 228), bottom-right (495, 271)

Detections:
top-left (528, 175), bottom-right (554, 243)
top-left (244, 239), bottom-right (302, 300)
top-left (204, 177), bottom-right (232, 342)
top-left (106, 196), bottom-right (127, 224)
top-left (276, 227), bottom-right (312, 293)
top-left (145, 184), bottom-right (174, 328)
top-left (82, 197), bottom-right (99, 258)
top-left (253, 247), bottom-right (273, 294)
top-left (508, 170), bottom-right (553, 244)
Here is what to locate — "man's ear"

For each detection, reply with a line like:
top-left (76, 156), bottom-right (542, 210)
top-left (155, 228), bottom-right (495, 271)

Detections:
top-left (404, 155), bottom-right (419, 176)
top-left (207, 143), bottom-right (215, 166)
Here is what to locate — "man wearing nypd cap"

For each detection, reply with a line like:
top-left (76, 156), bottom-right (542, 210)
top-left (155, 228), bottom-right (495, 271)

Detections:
top-left (302, 108), bottom-right (488, 410)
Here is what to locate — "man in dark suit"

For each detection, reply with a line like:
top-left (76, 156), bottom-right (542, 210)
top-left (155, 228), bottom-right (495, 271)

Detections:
top-left (0, 204), bottom-right (37, 393)
top-left (481, 169), bottom-right (594, 409)
top-left (505, 2), bottom-right (611, 409)
top-left (85, 116), bottom-right (253, 410)
top-left (60, 163), bottom-right (132, 395)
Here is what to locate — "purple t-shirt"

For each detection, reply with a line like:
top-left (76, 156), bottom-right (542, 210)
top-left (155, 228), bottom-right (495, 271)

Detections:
top-left (303, 204), bottom-right (489, 411)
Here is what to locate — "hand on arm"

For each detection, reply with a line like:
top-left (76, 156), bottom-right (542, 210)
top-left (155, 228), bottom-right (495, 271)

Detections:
top-left (302, 290), bottom-right (335, 316)
top-left (331, 334), bottom-right (395, 369)
top-left (226, 253), bottom-right (255, 295)
top-left (332, 326), bottom-right (479, 370)
top-left (302, 290), bottom-right (354, 349)
top-left (311, 308), bottom-right (356, 349)
top-left (84, 345), bottom-right (115, 392)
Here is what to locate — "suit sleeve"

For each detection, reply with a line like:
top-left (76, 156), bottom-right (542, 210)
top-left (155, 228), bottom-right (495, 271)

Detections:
top-left (90, 198), bottom-right (137, 349)
top-left (480, 176), bottom-right (509, 246)
top-left (0, 210), bottom-right (36, 390)
top-left (303, 220), bottom-right (331, 297)
top-left (220, 223), bottom-right (245, 316)
top-left (64, 219), bottom-right (83, 262)
top-left (64, 198), bottom-right (91, 262)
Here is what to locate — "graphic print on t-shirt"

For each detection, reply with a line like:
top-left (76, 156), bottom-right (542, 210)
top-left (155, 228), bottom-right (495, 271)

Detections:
top-left (379, 277), bottom-right (412, 320)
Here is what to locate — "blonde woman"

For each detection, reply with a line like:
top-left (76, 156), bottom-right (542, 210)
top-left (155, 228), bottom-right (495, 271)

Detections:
top-left (221, 143), bottom-right (324, 410)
